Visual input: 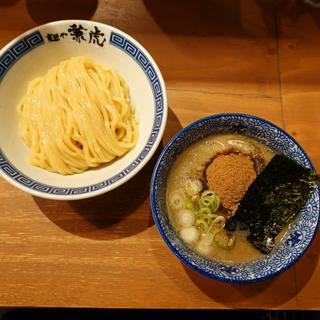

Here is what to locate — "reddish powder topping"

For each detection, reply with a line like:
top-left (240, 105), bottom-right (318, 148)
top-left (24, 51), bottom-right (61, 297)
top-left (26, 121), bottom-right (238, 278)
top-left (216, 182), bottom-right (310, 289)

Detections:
top-left (206, 153), bottom-right (256, 213)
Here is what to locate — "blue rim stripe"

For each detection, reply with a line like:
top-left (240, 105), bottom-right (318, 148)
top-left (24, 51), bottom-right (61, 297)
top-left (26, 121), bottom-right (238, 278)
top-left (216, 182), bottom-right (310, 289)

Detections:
top-left (0, 31), bottom-right (44, 81)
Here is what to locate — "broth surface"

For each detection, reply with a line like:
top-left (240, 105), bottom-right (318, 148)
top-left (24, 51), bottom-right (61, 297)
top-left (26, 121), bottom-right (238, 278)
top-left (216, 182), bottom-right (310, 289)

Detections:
top-left (167, 133), bottom-right (287, 263)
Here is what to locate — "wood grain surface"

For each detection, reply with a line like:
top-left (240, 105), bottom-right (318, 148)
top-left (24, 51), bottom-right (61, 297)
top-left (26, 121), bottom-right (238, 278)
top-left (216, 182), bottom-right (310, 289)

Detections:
top-left (0, 0), bottom-right (319, 310)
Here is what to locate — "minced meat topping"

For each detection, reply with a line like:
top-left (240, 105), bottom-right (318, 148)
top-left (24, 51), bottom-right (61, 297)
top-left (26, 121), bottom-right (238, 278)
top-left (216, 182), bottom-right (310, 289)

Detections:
top-left (206, 153), bottom-right (256, 213)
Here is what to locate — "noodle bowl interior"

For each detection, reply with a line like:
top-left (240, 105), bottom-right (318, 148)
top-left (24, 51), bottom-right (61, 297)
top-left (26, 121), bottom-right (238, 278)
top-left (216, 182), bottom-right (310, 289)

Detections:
top-left (166, 133), bottom-right (288, 263)
top-left (17, 56), bottom-right (138, 175)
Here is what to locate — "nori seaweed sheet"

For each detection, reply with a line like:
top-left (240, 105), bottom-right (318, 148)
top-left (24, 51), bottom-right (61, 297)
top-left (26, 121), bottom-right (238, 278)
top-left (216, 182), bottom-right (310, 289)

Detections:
top-left (225, 154), bottom-right (320, 254)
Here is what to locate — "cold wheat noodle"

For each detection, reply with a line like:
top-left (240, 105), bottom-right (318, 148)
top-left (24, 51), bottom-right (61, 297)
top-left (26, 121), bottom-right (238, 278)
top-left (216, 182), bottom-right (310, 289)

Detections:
top-left (18, 56), bottom-right (138, 175)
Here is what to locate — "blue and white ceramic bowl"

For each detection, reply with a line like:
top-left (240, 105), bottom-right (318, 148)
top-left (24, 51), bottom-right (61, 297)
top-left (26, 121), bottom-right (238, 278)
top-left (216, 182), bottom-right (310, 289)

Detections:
top-left (0, 20), bottom-right (167, 200)
top-left (150, 114), bottom-right (319, 283)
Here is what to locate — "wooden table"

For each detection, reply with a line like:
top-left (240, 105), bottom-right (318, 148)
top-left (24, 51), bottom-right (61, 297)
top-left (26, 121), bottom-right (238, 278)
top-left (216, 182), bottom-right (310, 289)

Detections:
top-left (0, 0), bottom-right (319, 310)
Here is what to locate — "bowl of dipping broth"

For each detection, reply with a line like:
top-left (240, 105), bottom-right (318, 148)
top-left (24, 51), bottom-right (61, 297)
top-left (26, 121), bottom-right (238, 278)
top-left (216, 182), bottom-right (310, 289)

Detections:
top-left (0, 20), bottom-right (167, 200)
top-left (150, 113), bottom-right (319, 283)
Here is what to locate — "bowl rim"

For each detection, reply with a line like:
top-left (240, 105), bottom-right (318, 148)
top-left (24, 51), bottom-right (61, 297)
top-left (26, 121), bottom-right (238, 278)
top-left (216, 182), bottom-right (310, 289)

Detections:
top-left (150, 112), bottom-right (320, 284)
top-left (0, 19), bottom-right (168, 200)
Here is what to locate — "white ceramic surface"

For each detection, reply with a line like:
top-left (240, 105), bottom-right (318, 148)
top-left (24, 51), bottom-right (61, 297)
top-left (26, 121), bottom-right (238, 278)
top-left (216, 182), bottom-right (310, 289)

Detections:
top-left (0, 20), bottom-right (167, 200)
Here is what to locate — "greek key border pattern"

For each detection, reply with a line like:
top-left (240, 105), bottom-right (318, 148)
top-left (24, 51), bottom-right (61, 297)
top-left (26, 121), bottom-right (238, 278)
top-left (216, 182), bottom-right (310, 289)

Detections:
top-left (0, 30), bottom-right (165, 195)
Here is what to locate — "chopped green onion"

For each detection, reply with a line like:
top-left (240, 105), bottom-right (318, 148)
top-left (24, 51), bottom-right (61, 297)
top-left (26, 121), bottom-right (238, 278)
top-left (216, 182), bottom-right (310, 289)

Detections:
top-left (198, 207), bottom-right (211, 216)
top-left (202, 190), bottom-right (215, 197)
top-left (199, 189), bottom-right (220, 213)
top-left (199, 196), bottom-right (214, 208)
top-left (195, 190), bottom-right (221, 235)
top-left (196, 219), bottom-right (209, 233)
top-left (186, 179), bottom-right (203, 196)
top-left (213, 230), bottom-right (236, 249)
top-left (210, 195), bottom-right (220, 212)
top-left (196, 212), bottom-right (212, 224)
top-left (212, 215), bottom-right (226, 228)
top-left (210, 223), bottom-right (224, 236)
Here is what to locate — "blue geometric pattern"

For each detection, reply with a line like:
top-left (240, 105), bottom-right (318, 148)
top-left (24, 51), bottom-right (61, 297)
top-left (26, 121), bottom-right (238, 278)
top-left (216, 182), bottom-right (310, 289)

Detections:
top-left (0, 31), bottom-right (44, 80)
top-left (0, 29), bottom-right (165, 196)
top-left (150, 113), bottom-right (320, 283)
